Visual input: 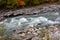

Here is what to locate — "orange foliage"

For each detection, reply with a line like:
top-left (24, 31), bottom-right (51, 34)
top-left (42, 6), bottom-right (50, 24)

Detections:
top-left (16, 0), bottom-right (25, 6)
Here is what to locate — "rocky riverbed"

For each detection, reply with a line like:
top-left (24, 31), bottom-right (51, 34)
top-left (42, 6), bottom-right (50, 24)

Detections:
top-left (0, 4), bottom-right (60, 16)
top-left (3, 4), bottom-right (60, 16)
top-left (3, 25), bottom-right (60, 40)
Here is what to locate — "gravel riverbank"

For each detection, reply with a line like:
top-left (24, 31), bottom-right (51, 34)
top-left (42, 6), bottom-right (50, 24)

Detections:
top-left (0, 4), bottom-right (60, 21)
top-left (0, 3), bottom-right (60, 16)
top-left (8, 25), bottom-right (60, 40)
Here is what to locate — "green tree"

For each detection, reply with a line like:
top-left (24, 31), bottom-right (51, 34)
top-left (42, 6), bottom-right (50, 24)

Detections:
top-left (6, 0), bottom-right (17, 9)
top-left (0, 0), bottom-right (6, 5)
top-left (32, 0), bottom-right (40, 5)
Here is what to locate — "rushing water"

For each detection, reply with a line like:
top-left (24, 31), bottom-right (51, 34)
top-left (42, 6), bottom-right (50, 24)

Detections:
top-left (3, 12), bottom-right (60, 28)
top-left (0, 12), bottom-right (60, 35)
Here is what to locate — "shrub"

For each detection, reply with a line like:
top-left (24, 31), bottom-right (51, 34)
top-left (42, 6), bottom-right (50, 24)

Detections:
top-left (32, 0), bottom-right (40, 5)
top-left (16, 0), bottom-right (26, 7)
top-left (0, 0), bottom-right (59, 9)
top-left (58, 0), bottom-right (60, 2)
top-left (0, 23), bottom-right (6, 36)
top-left (6, 0), bottom-right (17, 9)
top-left (0, 0), bottom-right (6, 5)
top-left (0, 36), bottom-right (20, 40)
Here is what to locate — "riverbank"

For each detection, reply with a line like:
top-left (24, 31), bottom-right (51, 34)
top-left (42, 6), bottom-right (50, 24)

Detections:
top-left (0, 25), bottom-right (60, 40)
top-left (11, 25), bottom-right (60, 40)
top-left (0, 3), bottom-right (60, 21)
top-left (0, 3), bottom-right (60, 16)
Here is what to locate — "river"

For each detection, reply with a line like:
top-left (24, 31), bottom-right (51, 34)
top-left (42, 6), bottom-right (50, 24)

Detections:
top-left (3, 12), bottom-right (60, 28)
top-left (0, 12), bottom-right (60, 35)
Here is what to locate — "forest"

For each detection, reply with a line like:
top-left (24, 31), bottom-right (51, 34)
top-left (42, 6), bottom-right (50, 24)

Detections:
top-left (0, 0), bottom-right (59, 9)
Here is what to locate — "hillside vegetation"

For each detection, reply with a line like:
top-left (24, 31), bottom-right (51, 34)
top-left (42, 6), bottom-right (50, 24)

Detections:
top-left (0, 0), bottom-right (59, 9)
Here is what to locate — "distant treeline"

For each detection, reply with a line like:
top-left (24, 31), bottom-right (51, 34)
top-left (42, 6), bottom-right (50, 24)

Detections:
top-left (0, 0), bottom-right (59, 9)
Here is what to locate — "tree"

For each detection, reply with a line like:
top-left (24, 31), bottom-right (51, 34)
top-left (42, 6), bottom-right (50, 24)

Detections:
top-left (6, 0), bottom-right (17, 9)
top-left (16, 0), bottom-right (26, 6)
top-left (0, 0), bottom-right (6, 5)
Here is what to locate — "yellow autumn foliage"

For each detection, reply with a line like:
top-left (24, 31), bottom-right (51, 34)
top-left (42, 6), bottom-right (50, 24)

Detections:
top-left (16, 0), bottom-right (26, 6)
